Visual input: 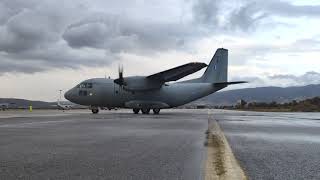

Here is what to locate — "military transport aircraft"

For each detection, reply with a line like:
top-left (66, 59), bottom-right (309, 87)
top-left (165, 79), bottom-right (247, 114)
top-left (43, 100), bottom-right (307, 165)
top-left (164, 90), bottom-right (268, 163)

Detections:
top-left (64, 48), bottom-right (246, 114)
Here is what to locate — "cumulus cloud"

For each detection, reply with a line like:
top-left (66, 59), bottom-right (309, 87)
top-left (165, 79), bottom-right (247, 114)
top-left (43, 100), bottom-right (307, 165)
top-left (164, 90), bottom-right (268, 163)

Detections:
top-left (1, 0), bottom-right (320, 75)
top-left (268, 71), bottom-right (320, 86)
top-left (228, 2), bottom-right (268, 31)
top-left (191, 0), bottom-right (320, 31)
top-left (62, 15), bottom-right (191, 54)
top-left (262, 0), bottom-right (320, 17)
top-left (0, 0), bottom-right (97, 73)
top-left (0, 0), bottom-right (197, 74)
top-left (0, 0), bottom-right (86, 53)
top-left (231, 71), bottom-right (320, 89)
top-left (192, 0), bottom-right (219, 26)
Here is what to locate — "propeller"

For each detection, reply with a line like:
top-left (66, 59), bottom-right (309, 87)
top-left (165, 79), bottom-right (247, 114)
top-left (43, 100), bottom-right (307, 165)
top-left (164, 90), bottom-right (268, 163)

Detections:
top-left (119, 64), bottom-right (123, 80)
top-left (114, 64), bottom-right (125, 86)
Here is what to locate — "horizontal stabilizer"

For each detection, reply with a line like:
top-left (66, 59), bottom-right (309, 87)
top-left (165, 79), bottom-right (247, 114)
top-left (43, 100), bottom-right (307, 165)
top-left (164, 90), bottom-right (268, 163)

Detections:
top-left (214, 81), bottom-right (248, 87)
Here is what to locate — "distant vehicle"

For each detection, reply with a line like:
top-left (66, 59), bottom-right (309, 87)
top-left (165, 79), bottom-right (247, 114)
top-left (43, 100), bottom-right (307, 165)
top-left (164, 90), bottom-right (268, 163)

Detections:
top-left (0, 103), bottom-right (9, 111)
top-left (65, 48), bottom-right (246, 114)
top-left (56, 100), bottom-right (77, 110)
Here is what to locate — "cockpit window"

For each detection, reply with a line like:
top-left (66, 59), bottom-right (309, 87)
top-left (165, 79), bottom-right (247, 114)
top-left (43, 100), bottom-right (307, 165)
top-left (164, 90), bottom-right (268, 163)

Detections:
top-left (77, 82), bottom-right (93, 89)
top-left (79, 90), bottom-right (87, 96)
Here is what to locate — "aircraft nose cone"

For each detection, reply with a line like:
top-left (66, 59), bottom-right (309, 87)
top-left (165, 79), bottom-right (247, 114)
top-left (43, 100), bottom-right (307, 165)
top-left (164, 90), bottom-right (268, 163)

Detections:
top-left (64, 89), bottom-right (72, 101)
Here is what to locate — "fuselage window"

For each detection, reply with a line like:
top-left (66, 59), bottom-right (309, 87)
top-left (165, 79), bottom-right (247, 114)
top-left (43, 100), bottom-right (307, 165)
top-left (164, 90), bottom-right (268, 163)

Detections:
top-left (79, 90), bottom-right (88, 96)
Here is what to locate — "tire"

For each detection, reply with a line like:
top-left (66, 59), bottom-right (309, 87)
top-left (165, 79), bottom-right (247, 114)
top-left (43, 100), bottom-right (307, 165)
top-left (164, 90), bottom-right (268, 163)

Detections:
top-left (153, 108), bottom-right (160, 114)
top-left (133, 108), bottom-right (140, 114)
top-left (92, 108), bottom-right (99, 114)
top-left (141, 108), bottom-right (150, 114)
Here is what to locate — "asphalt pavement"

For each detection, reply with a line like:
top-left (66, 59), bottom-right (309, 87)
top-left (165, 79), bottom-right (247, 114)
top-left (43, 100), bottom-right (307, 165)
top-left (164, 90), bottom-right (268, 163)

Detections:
top-left (216, 110), bottom-right (320, 180)
top-left (0, 109), bottom-right (208, 180)
top-left (3, 109), bottom-right (319, 180)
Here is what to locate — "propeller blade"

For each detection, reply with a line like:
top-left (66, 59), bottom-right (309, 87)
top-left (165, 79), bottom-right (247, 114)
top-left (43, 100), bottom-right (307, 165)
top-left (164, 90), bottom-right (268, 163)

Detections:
top-left (119, 64), bottom-right (123, 79)
top-left (114, 64), bottom-right (125, 86)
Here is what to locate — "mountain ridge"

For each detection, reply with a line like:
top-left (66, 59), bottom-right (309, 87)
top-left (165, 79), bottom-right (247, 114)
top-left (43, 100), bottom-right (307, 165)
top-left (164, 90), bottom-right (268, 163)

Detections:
top-left (197, 84), bottom-right (320, 106)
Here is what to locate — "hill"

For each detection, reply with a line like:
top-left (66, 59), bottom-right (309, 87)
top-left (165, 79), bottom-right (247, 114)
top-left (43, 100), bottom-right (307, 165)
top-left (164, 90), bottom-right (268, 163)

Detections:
top-left (0, 98), bottom-right (55, 109)
top-left (197, 84), bottom-right (320, 106)
top-left (232, 97), bottom-right (320, 112)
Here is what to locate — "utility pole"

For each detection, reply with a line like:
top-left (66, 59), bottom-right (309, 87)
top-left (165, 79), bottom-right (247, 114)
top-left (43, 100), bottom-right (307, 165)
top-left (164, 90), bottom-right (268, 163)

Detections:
top-left (59, 90), bottom-right (62, 102)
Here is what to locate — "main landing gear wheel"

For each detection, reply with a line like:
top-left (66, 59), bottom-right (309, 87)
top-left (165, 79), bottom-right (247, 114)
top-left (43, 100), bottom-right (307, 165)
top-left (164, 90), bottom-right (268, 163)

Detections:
top-left (153, 108), bottom-right (160, 114)
top-left (133, 108), bottom-right (140, 114)
top-left (91, 108), bottom-right (99, 114)
top-left (141, 108), bottom-right (150, 114)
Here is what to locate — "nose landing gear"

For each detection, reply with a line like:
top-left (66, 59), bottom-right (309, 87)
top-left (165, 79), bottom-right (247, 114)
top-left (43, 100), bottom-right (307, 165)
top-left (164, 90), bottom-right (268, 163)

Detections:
top-left (91, 106), bottom-right (99, 114)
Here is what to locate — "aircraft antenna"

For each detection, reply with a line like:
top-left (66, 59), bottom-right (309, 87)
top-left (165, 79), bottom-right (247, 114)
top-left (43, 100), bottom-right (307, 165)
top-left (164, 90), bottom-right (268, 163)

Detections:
top-left (221, 38), bottom-right (224, 48)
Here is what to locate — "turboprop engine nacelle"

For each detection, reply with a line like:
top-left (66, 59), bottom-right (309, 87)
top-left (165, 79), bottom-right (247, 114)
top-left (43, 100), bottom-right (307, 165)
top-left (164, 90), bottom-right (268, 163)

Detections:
top-left (120, 76), bottom-right (163, 92)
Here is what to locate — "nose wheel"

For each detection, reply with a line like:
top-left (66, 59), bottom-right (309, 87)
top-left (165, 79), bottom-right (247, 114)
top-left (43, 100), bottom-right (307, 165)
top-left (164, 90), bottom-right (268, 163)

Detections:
top-left (91, 107), bottom-right (99, 114)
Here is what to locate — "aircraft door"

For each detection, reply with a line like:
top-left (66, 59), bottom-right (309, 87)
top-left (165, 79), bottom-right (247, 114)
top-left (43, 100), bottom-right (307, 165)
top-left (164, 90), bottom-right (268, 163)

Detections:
top-left (113, 83), bottom-right (126, 106)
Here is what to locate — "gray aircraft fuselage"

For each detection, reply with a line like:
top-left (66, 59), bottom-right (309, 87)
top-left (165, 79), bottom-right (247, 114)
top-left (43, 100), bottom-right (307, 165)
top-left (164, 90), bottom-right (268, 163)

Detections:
top-left (64, 78), bottom-right (224, 109)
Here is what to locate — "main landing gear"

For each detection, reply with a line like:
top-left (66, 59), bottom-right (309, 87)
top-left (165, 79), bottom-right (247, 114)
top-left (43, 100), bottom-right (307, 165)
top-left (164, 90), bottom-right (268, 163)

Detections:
top-left (153, 108), bottom-right (160, 114)
top-left (132, 108), bottom-right (161, 114)
top-left (141, 108), bottom-right (151, 114)
top-left (133, 108), bottom-right (140, 114)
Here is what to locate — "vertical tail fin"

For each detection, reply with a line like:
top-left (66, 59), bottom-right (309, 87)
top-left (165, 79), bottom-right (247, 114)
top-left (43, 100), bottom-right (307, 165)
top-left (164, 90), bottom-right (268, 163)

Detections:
top-left (201, 48), bottom-right (228, 83)
top-left (180, 48), bottom-right (247, 86)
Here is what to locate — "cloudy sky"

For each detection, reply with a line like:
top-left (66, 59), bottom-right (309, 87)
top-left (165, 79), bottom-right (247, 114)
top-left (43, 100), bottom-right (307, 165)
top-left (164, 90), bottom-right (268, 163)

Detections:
top-left (1, 0), bottom-right (320, 101)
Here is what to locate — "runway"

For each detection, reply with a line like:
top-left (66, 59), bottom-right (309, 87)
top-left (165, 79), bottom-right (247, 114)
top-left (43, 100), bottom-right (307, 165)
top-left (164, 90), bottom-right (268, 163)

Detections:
top-left (2, 109), bottom-right (320, 180)
top-left (216, 110), bottom-right (320, 180)
top-left (0, 109), bottom-right (208, 180)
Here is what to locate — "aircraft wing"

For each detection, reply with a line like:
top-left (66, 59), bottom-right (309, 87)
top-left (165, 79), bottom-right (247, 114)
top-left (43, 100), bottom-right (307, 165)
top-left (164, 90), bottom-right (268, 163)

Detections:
top-left (147, 62), bottom-right (207, 82)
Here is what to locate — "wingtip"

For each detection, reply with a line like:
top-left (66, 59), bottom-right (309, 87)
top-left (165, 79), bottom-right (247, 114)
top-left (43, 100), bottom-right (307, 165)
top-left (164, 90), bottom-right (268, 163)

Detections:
top-left (189, 62), bottom-right (208, 67)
